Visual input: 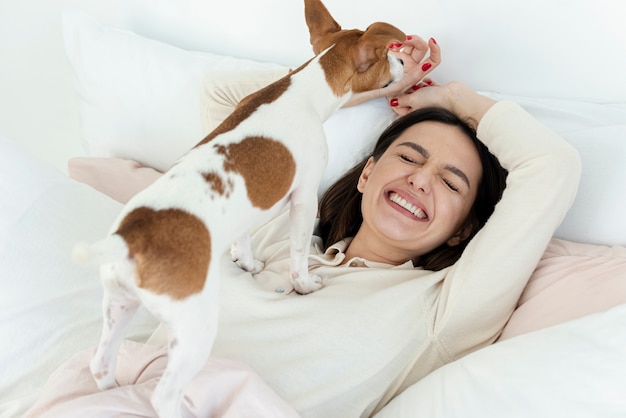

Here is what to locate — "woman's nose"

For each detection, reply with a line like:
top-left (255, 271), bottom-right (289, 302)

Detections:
top-left (408, 167), bottom-right (433, 193)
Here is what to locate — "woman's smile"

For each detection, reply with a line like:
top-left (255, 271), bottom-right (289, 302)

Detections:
top-left (387, 191), bottom-right (428, 220)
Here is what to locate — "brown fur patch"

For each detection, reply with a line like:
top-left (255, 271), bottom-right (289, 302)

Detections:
top-left (195, 75), bottom-right (293, 148)
top-left (217, 136), bottom-right (295, 209)
top-left (116, 207), bottom-right (211, 300)
top-left (203, 171), bottom-right (230, 197)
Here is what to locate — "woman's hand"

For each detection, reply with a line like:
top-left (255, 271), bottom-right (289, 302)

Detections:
top-left (390, 80), bottom-right (497, 130)
top-left (344, 35), bottom-right (440, 107)
top-left (384, 35), bottom-right (441, 97)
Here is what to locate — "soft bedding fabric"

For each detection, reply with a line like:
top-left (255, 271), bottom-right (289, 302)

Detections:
top-left (25, 341), bottom-right (299, 418)
top-left (499, 238), bottom-right (626, 340)
top-left (68, 157), bottom-right (161, 204)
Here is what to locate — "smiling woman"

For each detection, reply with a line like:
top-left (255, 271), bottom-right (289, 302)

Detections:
top-left (318, 106), bottom-right (508, 270)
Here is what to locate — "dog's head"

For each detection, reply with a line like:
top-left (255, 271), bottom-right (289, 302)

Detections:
top-left (304, 0), bottom-right (406, 95)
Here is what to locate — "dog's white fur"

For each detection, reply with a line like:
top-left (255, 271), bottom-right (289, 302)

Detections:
top-left (74, 0), bottom-right (406, 416)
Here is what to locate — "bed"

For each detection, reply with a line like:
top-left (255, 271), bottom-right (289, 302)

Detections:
top-left (1, 0), bottom-right (625, 416)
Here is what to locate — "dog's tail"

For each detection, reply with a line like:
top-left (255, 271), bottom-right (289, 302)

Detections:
top-left (72, 234), bottom-right (129, 265)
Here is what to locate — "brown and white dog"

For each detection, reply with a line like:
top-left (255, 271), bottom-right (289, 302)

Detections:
top-left (73, 0), bottom-right (406, 416)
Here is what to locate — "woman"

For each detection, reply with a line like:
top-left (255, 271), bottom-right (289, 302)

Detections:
top-left (27, 36), bottom-right (580, 418)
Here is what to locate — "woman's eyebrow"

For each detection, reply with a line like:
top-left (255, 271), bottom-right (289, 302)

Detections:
top-left (444, 164), bottom-right (471, 189)
top-left (398, 141), bottom-right (471, 189)
top-left (399, 141), bottom-right (429, 158)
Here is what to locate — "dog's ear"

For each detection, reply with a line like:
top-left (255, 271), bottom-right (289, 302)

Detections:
top-left (304, 0), bottom-right (341, 54)
top-left (353, 23), bottom-right (406, 73)
top-left (354, 37), bottom-right (381, 73)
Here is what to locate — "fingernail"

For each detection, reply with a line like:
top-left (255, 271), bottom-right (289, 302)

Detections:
top-left (412, 85), bottom-right (421, 91)
top-left (421, 62), bottom-right (432, 71)
top-left (388, 43), bottom-right (395, 49)
top-left (406, 35), bottom-right (413, 40)
top-left (394, 42), bottom-right (403, 48)
top-left (390, 98), bottom-right (399, 107)
top-left (430, 37), bottom-right (437, 45)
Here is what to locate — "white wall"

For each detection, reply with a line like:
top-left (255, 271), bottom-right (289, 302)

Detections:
top-left (0, 0), bottom-right (128, 173)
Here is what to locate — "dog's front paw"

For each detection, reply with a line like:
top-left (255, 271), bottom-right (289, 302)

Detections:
top-left (234, 258), bottom-right (265, 274)
top-left (290, 273), bottom-right (323, 295)
top-left (231, 241), bottom-right (264, 274)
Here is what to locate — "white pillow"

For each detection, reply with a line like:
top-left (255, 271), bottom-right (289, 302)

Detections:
top-left (62, 11), bottom-right (286, 172)
top-left (374, 304), bottom-right (626, 418)
top-left (61, 11), bottom-right (396, 194)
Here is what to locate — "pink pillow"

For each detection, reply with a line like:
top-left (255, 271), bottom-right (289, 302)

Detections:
top-left (499, 238), bottom-right (626, 340)
top-left (68, 157), bottom-right (162, 203)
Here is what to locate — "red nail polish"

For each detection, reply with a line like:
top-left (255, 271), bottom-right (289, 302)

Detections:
top-left (394, 42), bottom-right (403, 48)
top-left (388, 43), bottom-right (395, 49)
top-left (421, 62), bottom-right (432, 71)
top-left (390, 98), bottom-right (399, 107)
top-left (430, 37), bottom-right (437, 45)
top-left (406, 35), bottom-right (413, 40)
top-left (412, 85), bottom-right (421, 91)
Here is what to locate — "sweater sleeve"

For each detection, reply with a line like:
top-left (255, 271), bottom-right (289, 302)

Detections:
top-left (435, 100), bottom-right (581, 359)
top-left (202, 68), bottom-right (291, 132)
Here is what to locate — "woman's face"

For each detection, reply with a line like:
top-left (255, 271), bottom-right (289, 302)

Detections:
top-left (356, 121), bottom-right (483, 263)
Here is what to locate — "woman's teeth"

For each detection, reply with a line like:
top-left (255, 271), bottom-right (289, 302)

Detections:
top-left (389, 193), bottom-right (427, 219)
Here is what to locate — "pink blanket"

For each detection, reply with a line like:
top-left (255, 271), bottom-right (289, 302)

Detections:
top-left (25, 341), bottom-right (300, 418)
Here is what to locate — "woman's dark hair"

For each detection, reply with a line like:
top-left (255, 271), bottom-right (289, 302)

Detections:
top-left (317, 107), bottom-right (508, 271)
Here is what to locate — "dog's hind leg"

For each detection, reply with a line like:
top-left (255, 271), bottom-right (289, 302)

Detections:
top-left (90, 263), bottom-right (140, 391)
top-left (150, 268), bottom-right (220, 418)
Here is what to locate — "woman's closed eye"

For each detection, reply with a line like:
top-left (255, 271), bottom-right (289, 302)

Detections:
top-left (400, 154), bottom-right (414, 163)
top-left (442, 177), bottom-right (459, 192)
top-left (397, 142), bottom-right (429, 165)
top-left (400, 153), bottom-right (424, 165)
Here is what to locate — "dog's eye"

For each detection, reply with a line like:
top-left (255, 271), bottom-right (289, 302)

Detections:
top-left (398, 59), bottom-right (404, 66)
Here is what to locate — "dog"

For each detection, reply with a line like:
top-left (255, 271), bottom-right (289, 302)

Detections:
top-left (73, 0), bottom-right (406, 416)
